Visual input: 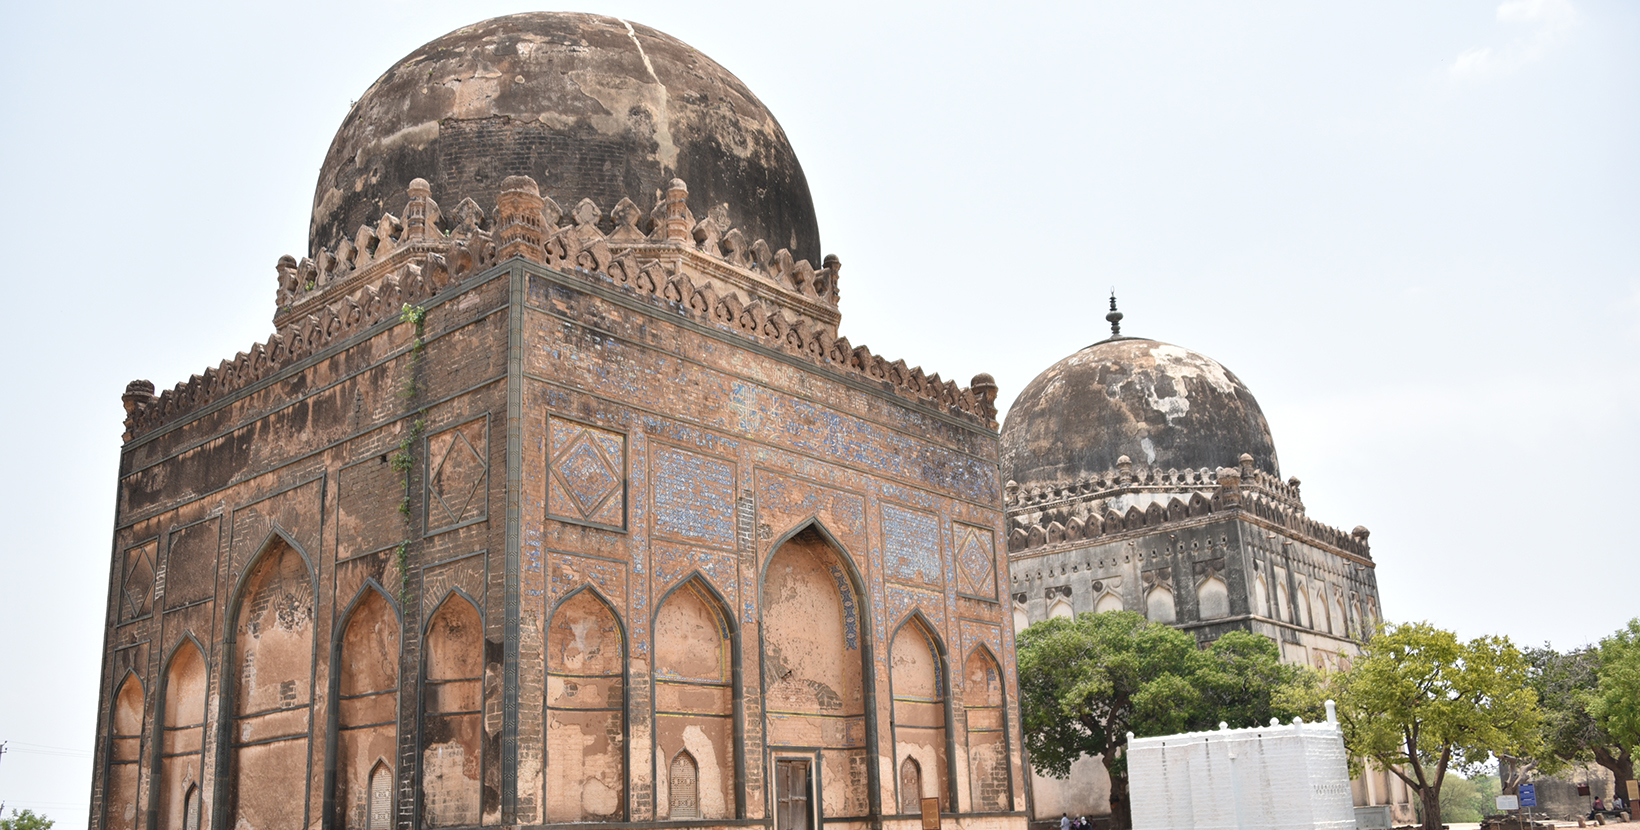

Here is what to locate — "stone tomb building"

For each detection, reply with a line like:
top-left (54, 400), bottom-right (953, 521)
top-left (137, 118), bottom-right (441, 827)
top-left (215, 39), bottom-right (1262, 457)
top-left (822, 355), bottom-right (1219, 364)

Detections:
top-left (91, 14), bottom-right (1027, 830)
top-left (999, 312), bottom-right (1414, 825)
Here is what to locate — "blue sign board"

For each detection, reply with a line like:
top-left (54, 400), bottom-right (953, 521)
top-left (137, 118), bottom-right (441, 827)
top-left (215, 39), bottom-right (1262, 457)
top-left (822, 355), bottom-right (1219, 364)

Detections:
top-left (1519, 784), bottom-right (1537, 807)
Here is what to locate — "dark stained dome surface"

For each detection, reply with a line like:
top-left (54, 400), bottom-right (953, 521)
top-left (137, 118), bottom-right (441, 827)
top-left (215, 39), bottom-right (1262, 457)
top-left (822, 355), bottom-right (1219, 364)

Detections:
top-left (1000, 337), bottom-right (1280, 488)
top-left (311, 12), bottom-right (820, 262)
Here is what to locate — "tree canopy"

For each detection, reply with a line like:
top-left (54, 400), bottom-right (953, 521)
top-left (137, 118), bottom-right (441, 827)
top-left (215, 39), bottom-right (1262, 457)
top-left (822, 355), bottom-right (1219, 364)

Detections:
top-left (1333, 621), bottom-right (1542, 830)
top-left (1016, 611), bottom-right (1315, 829)
top-left (0, 810), bottom-right (55, 830)
top-left (1587, 618), bottom-right (1640, 782)
top-left (1520, 619), bottom-right (1639, 786)
top-left (1436, 772), bottom-right (1501, 823)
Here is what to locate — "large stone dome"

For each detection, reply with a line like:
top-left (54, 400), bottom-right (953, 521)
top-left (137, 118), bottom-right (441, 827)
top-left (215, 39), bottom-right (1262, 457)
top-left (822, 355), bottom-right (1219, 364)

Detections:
top-left (311, 12), bottom-right (820, 262)
top-left (1000, 336), bottom-right (1280, 487)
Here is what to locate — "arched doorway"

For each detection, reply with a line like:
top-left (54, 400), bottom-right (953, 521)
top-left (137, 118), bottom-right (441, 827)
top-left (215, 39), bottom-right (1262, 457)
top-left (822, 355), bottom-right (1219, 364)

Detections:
top-left (762, 525), bottom-right (872, 823)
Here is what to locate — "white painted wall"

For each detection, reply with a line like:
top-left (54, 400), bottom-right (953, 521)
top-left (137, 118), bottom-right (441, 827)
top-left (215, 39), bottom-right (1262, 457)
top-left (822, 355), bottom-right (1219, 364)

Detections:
top-left (1128, 704), bottom-right (1355, 830)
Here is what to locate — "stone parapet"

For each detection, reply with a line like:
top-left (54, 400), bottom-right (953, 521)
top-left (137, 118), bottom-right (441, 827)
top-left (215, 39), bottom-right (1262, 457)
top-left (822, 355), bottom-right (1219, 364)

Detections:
top-left (1003, 454), bottom-right (1370, 560)
top-left (122, 176), bottom-right (998, 442)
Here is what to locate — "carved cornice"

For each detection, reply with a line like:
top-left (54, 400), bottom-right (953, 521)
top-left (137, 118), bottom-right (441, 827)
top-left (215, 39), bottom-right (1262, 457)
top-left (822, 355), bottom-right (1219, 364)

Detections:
top-left (122, 176), bottom-right (999, 443)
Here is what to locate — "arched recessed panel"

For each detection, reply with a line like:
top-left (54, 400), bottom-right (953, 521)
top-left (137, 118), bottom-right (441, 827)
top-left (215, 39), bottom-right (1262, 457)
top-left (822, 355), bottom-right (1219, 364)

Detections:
top-left (1295, 581), bottom-right (1312, 628)
top-left (546, 588), bottom-right (626, 823)
top-left (653, 579), bottom-right (733, 819)
top-left (1254, 574), bottom-right (1270, 619)
top-left (1315, 588), bottom-right (1332, 634)
top-left (1011, 605), bottom-right (1029, 634)
top-left (161, 639), bottom-right (208, 830)
top-left (422, 594), bottom-right (483, 828)
top-left (368, 761), bottom-right (393, 830)
top-left (899, 757), bottom-right (923, 815)
top-left (963, 648), bottom-right (1009, 811)
top-left (1146, 586), bottom-right (1176, 624)
top-left (1094, 592), bottom-right (1124, 614)
top-left (669, 751), bottom-right (700, 819)
top-left (1047, 598), bottom-right (1074, 620)
top-left (1197, 576), bottom-right (1229, 620)
top-left (335, 588), bottom-right (399, 830)
top-left (228, 538), bottom-right (315, 830)
top-left (762, 525), bottom-right (869, 818)
top-left (891, 617), bottom-right (947, 813)
top-left (106, 673), bottom-right (144, 830)
top-left (1275, 575), bottom-right (1291, 623)
top-left (183, 785), bottom-right (200, 830)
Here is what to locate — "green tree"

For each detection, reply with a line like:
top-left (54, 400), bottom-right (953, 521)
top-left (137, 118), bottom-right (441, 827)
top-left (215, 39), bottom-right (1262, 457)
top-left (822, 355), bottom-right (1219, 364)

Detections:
top-left (1587, 618), bottom-right (1640, 783)
top-left (0, 810), bottom-right (55, 830)
top-left (1435, 772), bottom-right (1500, 823)
top-left (1523, 645), bottom-right (1618, 783)
top-left (1016, 612), bottom-right (1315, 829)
top-left (1333, 622), bottom-right (1542, 830)
top-left (1194, 629), bottom-right (1322, 729)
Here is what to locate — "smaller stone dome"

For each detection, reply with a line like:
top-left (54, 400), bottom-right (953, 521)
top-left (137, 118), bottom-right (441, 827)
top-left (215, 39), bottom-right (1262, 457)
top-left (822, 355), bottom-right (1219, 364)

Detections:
top-left (1001, 336), bottom-right (1279, 488)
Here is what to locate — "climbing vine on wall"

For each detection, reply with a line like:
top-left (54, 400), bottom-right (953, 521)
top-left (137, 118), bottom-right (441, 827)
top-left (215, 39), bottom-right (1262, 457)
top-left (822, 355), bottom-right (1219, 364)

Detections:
top-left (392, 303), bottom-right (428, 600)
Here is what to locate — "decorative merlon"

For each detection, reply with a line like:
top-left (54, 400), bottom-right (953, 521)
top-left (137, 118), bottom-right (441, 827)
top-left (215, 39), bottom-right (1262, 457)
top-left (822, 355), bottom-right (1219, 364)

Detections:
top-left (1004, 453), bottom-right (1369, 559)
top-left (122, 176), bottom-right (999, 443)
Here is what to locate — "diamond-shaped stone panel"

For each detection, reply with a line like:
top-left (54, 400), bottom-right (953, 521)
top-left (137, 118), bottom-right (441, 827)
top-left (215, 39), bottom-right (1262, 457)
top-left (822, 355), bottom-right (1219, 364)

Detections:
top-left (427, 420), bottom-right (488, 532)
top-left (558, 437), bottom-right (620, 515)
top-left (955, 524), bottom-right (995, 599)
top-left (547, 418), bottom-right (626, 529)
top-left (121, 542), bottom-right (156, 622)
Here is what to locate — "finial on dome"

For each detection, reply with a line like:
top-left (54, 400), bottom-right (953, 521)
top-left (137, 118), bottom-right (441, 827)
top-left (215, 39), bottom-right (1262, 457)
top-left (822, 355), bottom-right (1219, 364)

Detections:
top-left (1106, 291), bottom-right (1123, 338)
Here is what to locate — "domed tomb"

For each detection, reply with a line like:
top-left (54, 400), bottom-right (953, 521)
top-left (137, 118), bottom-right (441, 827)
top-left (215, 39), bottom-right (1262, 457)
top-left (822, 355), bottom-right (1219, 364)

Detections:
top-left (1001, 335), bottom-right (1279, 488)
top-left (311, 12), bottom-right (820, 263)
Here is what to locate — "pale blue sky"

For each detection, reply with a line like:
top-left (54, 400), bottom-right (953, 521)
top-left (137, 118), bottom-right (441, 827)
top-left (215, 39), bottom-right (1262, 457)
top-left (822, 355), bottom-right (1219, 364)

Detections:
top-left (1, 0), bottom-right (1635, 823)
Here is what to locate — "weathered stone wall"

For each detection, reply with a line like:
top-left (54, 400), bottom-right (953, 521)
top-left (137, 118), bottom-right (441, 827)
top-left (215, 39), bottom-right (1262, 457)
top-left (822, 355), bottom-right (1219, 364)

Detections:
top-left (96, 264), bottom-right (510, 830)
top-left (93, 252), bottom-right (1027, 830)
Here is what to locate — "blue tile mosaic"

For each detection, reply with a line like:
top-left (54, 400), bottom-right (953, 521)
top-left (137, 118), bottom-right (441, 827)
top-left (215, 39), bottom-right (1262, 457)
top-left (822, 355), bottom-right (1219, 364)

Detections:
top-left (651, 445), bottom-right (736, 549)
top-left (882, 504), bottom-right (942, 587)
top-left (829, 564), bottom-right (860, 651)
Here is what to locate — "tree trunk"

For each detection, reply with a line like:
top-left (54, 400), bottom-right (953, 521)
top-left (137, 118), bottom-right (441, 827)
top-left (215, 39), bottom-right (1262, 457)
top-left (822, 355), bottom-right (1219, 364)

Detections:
top-left (1592, 746), bottom-right (1635, 786)
top-left (1419, 786), bottom-right (1443, 830)
top-left (1104, 748), bottom-right (1132, 830)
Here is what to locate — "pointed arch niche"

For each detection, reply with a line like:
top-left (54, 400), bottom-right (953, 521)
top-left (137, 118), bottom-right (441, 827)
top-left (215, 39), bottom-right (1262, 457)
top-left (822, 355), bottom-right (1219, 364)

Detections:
top-left (545, 587), bottom-right (627, 823)
top-left (962, 647), bottom-right (1010, 812)
top-left (158, 638), bottom-right (207, 830)
top-left (105, 672), bottom-right (143, 830)
top-left (226, 536), bottom-right (315, 830)
top-left (761, 524), bottom-right (871, 818)
top-left (332, 585), bottom-right (399, 829)
top-left (891, 614), bottom-right (949, 813)
top-left (1274, 568), bottom-right (1291, 623)
top-left (1197, 575), bottom-right (1230, 620)
top-left (422, 592), bottom-right (483, 828)
top-left (653, 577), bottom-right (736, 820)
top-left (1146, 585), bottom-right (1176, 624)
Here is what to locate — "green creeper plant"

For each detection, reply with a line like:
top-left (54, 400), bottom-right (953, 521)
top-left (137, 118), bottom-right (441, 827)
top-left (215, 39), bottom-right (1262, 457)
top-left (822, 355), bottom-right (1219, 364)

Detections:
top-left (390, 304), bottom-right (428, 600)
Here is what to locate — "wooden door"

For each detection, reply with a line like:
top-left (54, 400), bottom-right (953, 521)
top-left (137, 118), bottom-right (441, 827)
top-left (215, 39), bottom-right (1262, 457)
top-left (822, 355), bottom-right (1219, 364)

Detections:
top-left (775, 760), bottom-right (811, 830)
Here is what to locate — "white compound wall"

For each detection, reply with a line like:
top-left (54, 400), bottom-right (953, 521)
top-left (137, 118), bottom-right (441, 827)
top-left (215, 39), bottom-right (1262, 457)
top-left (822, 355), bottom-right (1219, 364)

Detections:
top-left (1128, 703), bottom-right (1356, 830)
